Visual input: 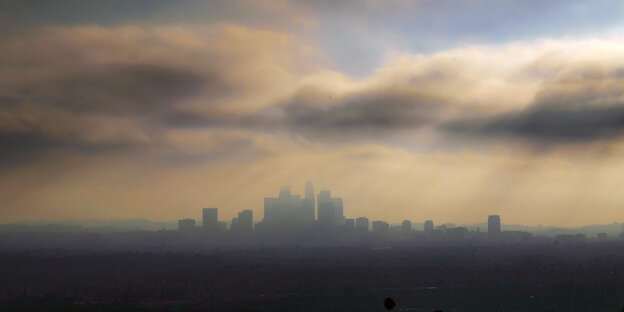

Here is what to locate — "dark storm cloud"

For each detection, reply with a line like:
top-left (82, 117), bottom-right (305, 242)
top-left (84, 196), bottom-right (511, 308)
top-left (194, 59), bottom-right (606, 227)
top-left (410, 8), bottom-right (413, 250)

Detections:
top-left (0, 129), bottom-right (136, 166)
top-left (446, 105), bottom-right (624, 144)
top-left (277, 90), bottom-right (443, 138)
top-left (444, 63), bottom-right (624, 145)
top-left (17, 63), bottom-right (205, 115)
top-left (0, 63), bottom-right (205, 164)
top-left (162, 87), bottom-right (449, 141)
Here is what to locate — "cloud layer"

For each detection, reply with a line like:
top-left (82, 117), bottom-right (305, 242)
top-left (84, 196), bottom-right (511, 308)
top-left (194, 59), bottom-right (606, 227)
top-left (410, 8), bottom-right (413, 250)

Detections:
top-left (2, 3), bottom-right (624, 226)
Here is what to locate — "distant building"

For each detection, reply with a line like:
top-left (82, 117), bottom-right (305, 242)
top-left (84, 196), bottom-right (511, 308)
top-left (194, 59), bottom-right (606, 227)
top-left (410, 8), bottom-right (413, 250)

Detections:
top-left (203, 208), bottom-right (218, 232)
top-left (230, 217), bottom-right (239, 231)
top-left (488, 215), bottom-right (501, 235)
top-left (372, 221), bottom-right (389, 235)
top-left (264, 186), bottom-right (301, 227)
top-left (424, 220), bottom-right (434, 234)
top-left (447, 226), bottom-right (468, 240)
top-left (317, 190), bottom-right (344, 226)
top-left (217, 221), bottom-right (226, 232)
top-left (238, 210), bottom-right (253, 232)
top-left (345, 218), bottom-right (355, 231)
top-left (401, 220), bottom-right (412, 234)
top-left (301, 182), bottom-right (315, 224)
top-left (178, 218), bottom-right (196, 232)
top-left (597, 232), bottom-right (607, 240)
top-left (356, 217), bottom-right (369, 234)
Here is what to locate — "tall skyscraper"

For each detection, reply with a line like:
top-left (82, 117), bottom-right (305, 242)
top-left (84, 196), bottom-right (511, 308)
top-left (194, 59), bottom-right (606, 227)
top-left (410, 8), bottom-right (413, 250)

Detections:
top-left (203, 208), bottom-right (218, 232)
top-left (488, 215), bottom-right (501, 235)
top-left (264, 187), bottom-right (303, 228)
top-left (345, 218), bottom-right (355, 231)
top-left (301, 182), bottom-right (315, 224)
top-left (178, 218), bottom-right (196, 232)
top-left (238, 209), bottom-right (253, 232)
top-left (317, 190), bottom-right (344, 226)
top-left (356, 217), bottom-right (369, 234)
top-left (332, 197), bottom-right (344, 225)
top-left (424, 220), bottom-right (434, 234)
top-left (230, 217), bottom-right (239, 231)
top-left (401, 220), bottom-right (412, 234)
top-left (372, 220), bottom-right (389, 235)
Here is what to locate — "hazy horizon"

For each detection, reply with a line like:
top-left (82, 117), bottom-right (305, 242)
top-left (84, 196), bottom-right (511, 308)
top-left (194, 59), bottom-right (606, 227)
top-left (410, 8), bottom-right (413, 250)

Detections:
top-left (3, 1), bottom-right (624, 227)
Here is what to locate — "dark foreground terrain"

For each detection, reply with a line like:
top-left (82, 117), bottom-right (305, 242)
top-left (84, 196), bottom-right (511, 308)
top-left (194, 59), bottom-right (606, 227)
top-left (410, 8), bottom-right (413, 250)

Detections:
top-left (2, 242), bottom-right (624, 311)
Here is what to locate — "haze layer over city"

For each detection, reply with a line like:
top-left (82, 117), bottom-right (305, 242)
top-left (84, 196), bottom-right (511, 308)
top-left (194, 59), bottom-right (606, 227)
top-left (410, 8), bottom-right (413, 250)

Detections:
top-left (3, 1), bottom-right (624, 311)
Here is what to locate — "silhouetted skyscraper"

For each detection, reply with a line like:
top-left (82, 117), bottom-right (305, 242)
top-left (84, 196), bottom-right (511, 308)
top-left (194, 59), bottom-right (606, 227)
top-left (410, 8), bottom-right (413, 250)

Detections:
top-left (238, 209), bottom-right (253, 232)
top-left (301, 182), bottom-right (315, 224)
top-left (345, 218), bottom-right (355, 231)
top-left (317, 190), bottom-right (344, 226)
top-left (203, 208), bottom-right (218, 231)
top-left (230, 217), bottom-right (239, 231)
top-left (488, 215), bottom-right (501, 235)
top-left (332, 197), bottom-right (344, 225)
top-left (424, 220), bottom-right (434, 234)
top-left (264, 186), bottom-right (302, 228)
top-left (178, 218), bottom-right (196, 232)
top-left (356, 217), bottom-right (369, 234)
top-left (401, 220), bottom-right (412, 234)
top-left (372, 221), bottom-right (389, 235)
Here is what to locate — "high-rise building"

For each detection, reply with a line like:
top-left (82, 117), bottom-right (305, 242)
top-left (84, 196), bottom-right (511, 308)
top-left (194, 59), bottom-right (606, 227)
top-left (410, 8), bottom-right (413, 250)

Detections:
top-left (230, 217), bottom-right (239, 231)
top-left (372, 221), bottom-right (389, 235)
top-left (264, 186), bottom-right (303, 228)
top-left (401, 220), bottom-right (412, 234)
top-left (488, 215), bottom-right (501, 235)
top-left (356, 217), bottom-right (369, 234)
top-left (238, 209), bottom-right (253, 232)
top-left (203, 208), bottom-right (218, 231)
top-left (332, 197), bottom-right (344, 225)
top-left (178, 218), bottom-right (196, 232)
top-left (424, 220), bottom-right (434, 234)
top-left (345, 218), bottom-right (355, 231)
top-left (317, 190), bottom-right (344, 226)
top-left (301, 182), bottom-right (315, 224)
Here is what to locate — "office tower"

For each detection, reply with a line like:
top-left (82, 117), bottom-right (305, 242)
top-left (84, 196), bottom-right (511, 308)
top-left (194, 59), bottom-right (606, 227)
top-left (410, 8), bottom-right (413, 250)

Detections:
top-left (424, 220), bottom-right (434, 234)
top-left (264, 186), bottom-right (303, 228)
top-left (318, 190), bottom-right (331, 204)
top-left (356, 217), bottom-right (369, 234)
top-left (401, 220), bottom-right (412, 234)
top-left (317, 190), bottom-right (333, 225)
top-left (178, 218), bottom-right (196, 232)
top-left (217, 221), bottom-right (227, 232)
top-left (332, 197), bottom-right (344, 225)
top-left (488, 215), bottom-right (501, 235)
top-left (372, 221), bottom-right (389, 235)
top-left (317, 190), bottom-right (344, 226)
top-left (203, 208), bottom-right (218, 231)
top-left (301, 182), bottom-right (315, 224)
top-left (345, 218), bottom-right (355, 230)
top-left (238, 209), bottom-right (253, 232)
top-left (230, 217), bottom-right (239, 232)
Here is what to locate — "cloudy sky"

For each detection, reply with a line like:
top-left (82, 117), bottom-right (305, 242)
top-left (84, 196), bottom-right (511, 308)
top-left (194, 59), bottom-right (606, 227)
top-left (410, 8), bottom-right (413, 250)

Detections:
top-left (2, 1), bottom-right (624, 226)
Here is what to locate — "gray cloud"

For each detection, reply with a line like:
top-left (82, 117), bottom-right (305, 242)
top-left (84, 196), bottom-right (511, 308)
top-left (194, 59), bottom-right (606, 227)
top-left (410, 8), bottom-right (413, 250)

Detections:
top-left (446, 105), bottom-right (624, 144)
top-left (0, 63), bottom-right (205, 164)
top-left (277, 89), bottom-right (444, 139)
top-left (162, 87), bottom-right (450, 141)
top-left (16, 63), bottom-right (205, 115)
top-left (444, 66), bottom-right (624, 145)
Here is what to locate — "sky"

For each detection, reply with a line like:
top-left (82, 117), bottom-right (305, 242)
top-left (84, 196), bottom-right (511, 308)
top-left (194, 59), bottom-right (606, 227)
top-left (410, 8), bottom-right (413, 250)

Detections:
top-left (2, 0), bottom-right (624, 226)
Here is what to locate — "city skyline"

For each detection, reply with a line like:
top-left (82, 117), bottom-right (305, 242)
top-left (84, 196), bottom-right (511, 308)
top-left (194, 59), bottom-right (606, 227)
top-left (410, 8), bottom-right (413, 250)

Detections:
top-left (3, 1), bottom-right (624, 227)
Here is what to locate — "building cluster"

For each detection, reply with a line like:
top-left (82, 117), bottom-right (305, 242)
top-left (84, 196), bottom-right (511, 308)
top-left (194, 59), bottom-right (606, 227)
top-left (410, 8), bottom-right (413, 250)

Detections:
top-left (177, 182), bottom-right (511, 242)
